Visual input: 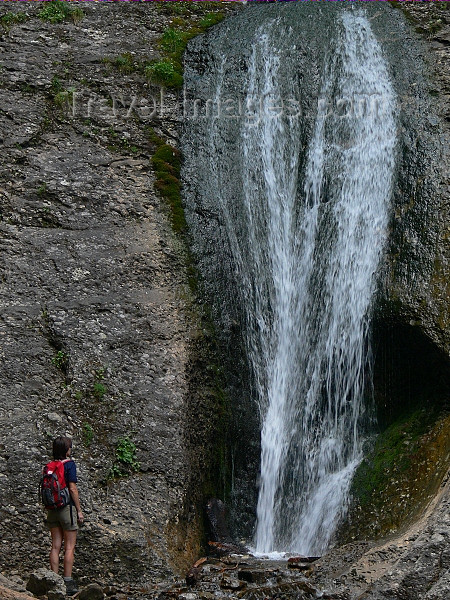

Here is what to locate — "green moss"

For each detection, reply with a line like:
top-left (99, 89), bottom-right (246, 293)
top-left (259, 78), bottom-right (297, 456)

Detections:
top-left (147, 126), bottom-right (165, 149)
top-left (146, 5), bottom-right (227, 89)
top-left (153, 144), bottom-right (181, 171)
top-left (345, 409), bottom-right (450, 540)
top-left (160, 27), bottom-right (188, 54)
top-left (199, 12), bottom-right (225, 28)
top-left (151, 138), bottom-right (186, 233)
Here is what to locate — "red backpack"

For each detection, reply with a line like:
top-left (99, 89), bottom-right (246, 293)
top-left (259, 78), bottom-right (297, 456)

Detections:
top-left (40, 459), bottom-right (71, 509)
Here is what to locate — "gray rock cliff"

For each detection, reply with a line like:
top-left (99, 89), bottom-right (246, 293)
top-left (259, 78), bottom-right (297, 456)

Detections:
top-left (0, 0), bottom-right (239, 588)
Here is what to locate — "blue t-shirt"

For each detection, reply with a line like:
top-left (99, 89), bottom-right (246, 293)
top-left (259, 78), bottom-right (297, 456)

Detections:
top-left (64, 460), bottom-right (77, 484)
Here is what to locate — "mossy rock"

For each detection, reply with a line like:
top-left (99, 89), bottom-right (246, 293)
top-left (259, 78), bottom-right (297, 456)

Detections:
top-left (343, 409), bottom-right (450, 541)
top-left (153, 144), bottom-right (182, 170)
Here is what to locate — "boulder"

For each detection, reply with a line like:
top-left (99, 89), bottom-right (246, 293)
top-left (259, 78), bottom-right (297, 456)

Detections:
top-left (78, 584), bottom-right (104, 600)
top-left (26, 569), bottom-right (65, 598)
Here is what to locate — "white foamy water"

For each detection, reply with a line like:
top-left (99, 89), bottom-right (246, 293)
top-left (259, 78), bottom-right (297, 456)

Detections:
top-left (186, 9), bottom-right (397, 556)
top-left (238, 13), bottom-right (397, 554)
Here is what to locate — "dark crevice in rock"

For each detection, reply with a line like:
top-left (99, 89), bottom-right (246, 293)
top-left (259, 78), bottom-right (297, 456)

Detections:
top-left (373, 316), bottom-right (450, 428)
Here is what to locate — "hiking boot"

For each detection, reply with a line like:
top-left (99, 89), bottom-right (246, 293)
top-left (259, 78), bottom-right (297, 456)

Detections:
top-left (64, 577), bottom-right (78, 597)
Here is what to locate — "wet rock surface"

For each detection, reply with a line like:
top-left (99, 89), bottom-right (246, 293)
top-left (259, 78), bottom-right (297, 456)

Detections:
top-left (158, 554), bottom-right (341, 600)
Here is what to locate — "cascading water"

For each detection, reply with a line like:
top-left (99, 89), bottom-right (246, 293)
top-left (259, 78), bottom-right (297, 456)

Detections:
top-left (183, 6), bottom-right (397, 556)
top-left (252, 12), bottom-right (396, 555)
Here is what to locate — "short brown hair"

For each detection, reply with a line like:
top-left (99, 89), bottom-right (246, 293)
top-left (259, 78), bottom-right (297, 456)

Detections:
top-left (52, 436), bottom-right (72, 460)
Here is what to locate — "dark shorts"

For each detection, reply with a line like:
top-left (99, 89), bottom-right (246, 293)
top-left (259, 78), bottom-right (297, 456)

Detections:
top-left (45, 504), bottom-right (78, 531)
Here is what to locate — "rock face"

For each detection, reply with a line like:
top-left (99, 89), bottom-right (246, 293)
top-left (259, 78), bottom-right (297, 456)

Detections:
top-left (0, 0), bottom-right (239, 588)
top-left (380, 1), bottom-right (450, 357)
top-left (319, 4), bottom-right (450, 599)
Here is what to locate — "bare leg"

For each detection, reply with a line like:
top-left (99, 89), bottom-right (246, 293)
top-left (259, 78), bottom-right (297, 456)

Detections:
top-left (50, 527), bottom-right (63, 573)
top-left (63, 530), bottom-right (77, 578)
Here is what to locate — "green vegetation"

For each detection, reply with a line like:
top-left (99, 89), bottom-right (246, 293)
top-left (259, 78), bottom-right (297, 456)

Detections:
top-left (93, 382), bottom-right (106, 400)
top-left (82, 423), bottom-right (94, 447)
top-left (51, 75), bottom-right (76, 108)
top-left (39, 0), bottom-right (84, 24)
top-left (91, 366), bottom-right (107, 400)
top-left (389, 0), bottom-right (446, 34)
top-left (156, 1), bottom-right (225, 16)
top-left (0, 12), bottom-right (28, 29)
top-left (106, 127), bottom-right (140, 156)
top-left (108, 436), bottom-right (140, 479)
top-left (53, 86), bottom-right (76, 107)
top-left (103, 6), bottom-right (229, 90)
top-left (94, 366), bottom-right (105, 380)
top-left (199, 12), bottom-right (225, 29)
top-left (104, 52), bottom-right (139, 74)
top-left (146, 9), bottom-right (226, 88)
top-left (150, 129), bottom-right (185, 233)
top-left (52, 350), bottom-right (68, 371)
top-left (145, 59), bottom-right (183, 88)
top-left (345, 408), bottom-right (450, 540)
top-left (37, 183), bottom-right (48, 197)
top-left (160, 28), bottom-right (186, 54)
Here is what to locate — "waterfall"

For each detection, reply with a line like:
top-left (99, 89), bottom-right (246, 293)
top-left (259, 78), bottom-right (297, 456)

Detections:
top-left (251, 12), bottom-right (396, 555)
top-left (183, 7), bottom-right (397, 556)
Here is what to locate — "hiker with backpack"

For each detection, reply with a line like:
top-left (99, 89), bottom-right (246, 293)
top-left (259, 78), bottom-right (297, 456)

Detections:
top-left (41, 436), bottom-right (84, 596)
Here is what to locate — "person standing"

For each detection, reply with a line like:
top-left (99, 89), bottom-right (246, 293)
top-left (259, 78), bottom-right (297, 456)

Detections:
top-left (44, 436), bottom-right (84, 596)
